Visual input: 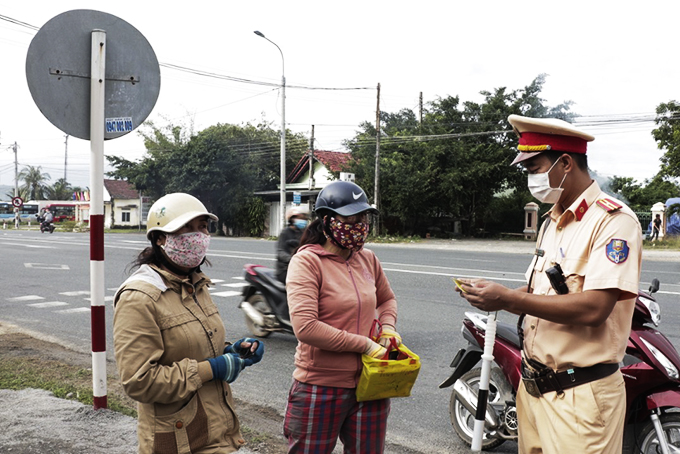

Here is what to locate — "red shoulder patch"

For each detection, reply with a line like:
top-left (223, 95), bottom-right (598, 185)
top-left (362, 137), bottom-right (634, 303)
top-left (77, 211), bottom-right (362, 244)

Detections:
top-left (596, 198), bottom-right (622, 212)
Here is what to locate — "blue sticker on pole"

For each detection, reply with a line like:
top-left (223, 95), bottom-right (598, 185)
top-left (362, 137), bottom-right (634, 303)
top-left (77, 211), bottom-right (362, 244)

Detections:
top-left (105, 117), bottom-right (134, 133)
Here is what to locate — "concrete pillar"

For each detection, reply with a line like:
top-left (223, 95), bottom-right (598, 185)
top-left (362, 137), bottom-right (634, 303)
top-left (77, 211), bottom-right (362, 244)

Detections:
top-left (524, 202), bottom-right (539, 240)
top-left (651, 202), bottom-right (666, 240)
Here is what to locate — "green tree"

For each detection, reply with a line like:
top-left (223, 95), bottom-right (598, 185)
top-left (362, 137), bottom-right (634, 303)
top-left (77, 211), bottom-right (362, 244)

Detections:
top-left (45, 178), bottom-right (73, 200)
top-left (344, 75), bottom-right (574, 236)
top-left (107, 120), bottom-right (308, 235)
top-left (4, 187), bottom-right (28, 201)
top-left (18, 165), bottom-right (50, 200)
top-left (608, 175), bottom-right (679, 211)
top-left (652, 101), bottom-right (680, 177)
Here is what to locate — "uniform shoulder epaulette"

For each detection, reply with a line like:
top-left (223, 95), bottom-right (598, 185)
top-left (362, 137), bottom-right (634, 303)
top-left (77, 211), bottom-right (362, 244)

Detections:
top-left (596, 198), bottom-right (622, 213)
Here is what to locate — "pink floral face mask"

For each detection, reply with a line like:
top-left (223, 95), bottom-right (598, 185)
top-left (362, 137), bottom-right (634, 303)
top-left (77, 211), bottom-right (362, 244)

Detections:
top-left (325, 216), bottom-right (368, 250)
top-left (162, 232), bottom-right (211, 268)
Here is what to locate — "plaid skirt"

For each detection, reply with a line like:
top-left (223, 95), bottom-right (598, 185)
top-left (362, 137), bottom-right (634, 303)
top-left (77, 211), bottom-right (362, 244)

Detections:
top-left (283, 380), bottom-right (391, 454)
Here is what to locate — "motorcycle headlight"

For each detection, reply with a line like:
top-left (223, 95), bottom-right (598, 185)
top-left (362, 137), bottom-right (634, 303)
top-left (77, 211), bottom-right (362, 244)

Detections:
top-left (641, 337), bottom-right (679, 379)
top-left (639, 296), bottom-right (661, 326)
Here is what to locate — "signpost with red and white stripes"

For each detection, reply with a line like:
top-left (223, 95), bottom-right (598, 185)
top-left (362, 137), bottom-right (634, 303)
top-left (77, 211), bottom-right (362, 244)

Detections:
top-left (26, 10), bottom-right (160, 409)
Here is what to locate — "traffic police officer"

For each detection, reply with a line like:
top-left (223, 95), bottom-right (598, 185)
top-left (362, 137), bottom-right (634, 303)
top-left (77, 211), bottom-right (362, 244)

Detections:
top-left (457, 115), bottom-right (642, 453)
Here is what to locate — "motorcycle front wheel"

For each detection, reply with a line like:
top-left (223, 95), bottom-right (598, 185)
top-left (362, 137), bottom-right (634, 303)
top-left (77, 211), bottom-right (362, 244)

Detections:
top-left (450, 367), bottom-right (512, 450)
top-left (243, 293), bottom-right (272, 338)
top-left (633, 413), bottom-right (680, 454)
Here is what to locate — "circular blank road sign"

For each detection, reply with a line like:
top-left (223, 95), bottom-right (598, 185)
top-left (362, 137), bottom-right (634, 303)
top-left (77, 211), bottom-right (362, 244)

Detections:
top-left (26, 9), bottom-right (160, 141)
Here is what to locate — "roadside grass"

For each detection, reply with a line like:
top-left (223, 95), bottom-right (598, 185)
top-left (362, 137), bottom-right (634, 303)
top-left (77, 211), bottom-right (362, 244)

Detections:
top-left (0, 355), bottom-right (137, 418)
top-left (0, 341), bottom-right (286, 451)
top-left (369, 234), bottom-right (422, 244)
top-left (643, 235), bottom-right (680, 250)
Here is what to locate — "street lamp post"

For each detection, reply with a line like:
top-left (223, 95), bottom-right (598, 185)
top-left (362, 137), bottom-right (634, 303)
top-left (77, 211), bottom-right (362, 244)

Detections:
top-left (254, 30), bottom-right (287, 233)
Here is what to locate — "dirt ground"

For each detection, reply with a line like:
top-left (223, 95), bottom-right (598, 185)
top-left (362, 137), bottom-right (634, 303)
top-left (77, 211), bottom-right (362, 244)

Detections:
top-left (0, 322), bottom-right (289, 454)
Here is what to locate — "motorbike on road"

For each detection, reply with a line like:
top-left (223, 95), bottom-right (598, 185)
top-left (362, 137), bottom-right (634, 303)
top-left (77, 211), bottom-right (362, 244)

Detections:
top-left (40, 221), bottom-right (55, 233)
top-left (440, 278), bottom-right (680, 453)
top-left (238, 263), bottom-right (293, 338)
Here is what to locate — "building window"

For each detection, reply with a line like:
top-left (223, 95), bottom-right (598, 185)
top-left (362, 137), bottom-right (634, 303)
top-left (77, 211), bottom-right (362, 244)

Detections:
top-left (121, 211), bottom-right (130, 222)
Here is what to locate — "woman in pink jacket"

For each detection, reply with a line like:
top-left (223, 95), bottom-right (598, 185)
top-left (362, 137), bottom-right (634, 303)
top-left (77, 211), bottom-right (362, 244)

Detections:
top-left (283, 181), bottom-right (400, 454)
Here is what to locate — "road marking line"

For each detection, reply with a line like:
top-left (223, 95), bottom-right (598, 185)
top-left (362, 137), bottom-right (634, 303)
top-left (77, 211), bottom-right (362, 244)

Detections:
top-left (211, 291), bottom-right (241, 298)
top-left (211, 279), bottom-right (225, 283)
top-left (55, 307), bottom-right (91, 314)
top-left (222, 283), bottom-right (248, 288)
top-left (84, 296), bottom-right (114, 302)
top-left (380, 261), bottom-right (526, 277)
top-left (382, 267), bottom-right (526, 284)
top-left (60, 291), bottom-right (90, 296)
top-left (233, 277), bottom-right (245, 280)
top-left (24, 263), bottom-right (69, 269)
top-left (28, 301), bottom-right (68, 308)
top-left (383, 268), bottom-right (680, 296)
top-left (7, 295), bottom-right (44, 302)
top-left (0, 241), bottom-right (55, 249)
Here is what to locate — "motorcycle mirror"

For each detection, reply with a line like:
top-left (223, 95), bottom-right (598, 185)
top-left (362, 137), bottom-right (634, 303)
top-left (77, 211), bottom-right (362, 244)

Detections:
top-left (649, 278), bottom-right (660, 295)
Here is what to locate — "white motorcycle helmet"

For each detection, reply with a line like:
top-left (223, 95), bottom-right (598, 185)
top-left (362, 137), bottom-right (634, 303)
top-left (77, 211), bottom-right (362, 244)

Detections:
top-left (285, 205), bottom-right (310, 224)
top-left (146, 193), bottom-right (218, 240)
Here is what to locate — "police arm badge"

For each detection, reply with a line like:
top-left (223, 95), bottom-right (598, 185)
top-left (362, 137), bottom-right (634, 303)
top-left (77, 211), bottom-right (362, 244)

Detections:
top-left (606, 238), bottom-right (629, 264)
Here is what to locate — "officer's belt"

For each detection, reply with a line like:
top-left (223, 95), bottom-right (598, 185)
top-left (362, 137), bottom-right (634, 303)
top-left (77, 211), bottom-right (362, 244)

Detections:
top-left (521, 359), bottom-right (619, 398)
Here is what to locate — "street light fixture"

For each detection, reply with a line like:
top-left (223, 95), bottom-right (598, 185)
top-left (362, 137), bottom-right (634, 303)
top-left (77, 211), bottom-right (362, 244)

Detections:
top-left (254, 30), bottom-right (287, 233)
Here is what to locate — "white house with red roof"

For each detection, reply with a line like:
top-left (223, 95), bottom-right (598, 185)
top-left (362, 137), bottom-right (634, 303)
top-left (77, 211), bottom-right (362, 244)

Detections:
top-left (286, 150), bottom-right (352, 192)
top-left (258, 150), bottom-right (353, 236)
top-left (103, 179), bottom-right (145, 229)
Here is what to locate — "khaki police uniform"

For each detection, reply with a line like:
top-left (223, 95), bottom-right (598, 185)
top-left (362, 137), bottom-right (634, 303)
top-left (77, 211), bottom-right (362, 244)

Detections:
top-left (508, 115), bottom-right (642, 454)
top-left (519, 182), bottom-right (641, 454)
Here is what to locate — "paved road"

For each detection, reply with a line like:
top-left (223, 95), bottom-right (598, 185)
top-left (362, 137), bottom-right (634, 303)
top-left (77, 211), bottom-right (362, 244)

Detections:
top-left (1, 230), bottom-right (679, 453)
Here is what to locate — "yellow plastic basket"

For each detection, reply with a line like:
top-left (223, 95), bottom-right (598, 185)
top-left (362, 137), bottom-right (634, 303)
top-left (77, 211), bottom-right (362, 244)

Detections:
top-left (356, 343), bottom-right (421, 402)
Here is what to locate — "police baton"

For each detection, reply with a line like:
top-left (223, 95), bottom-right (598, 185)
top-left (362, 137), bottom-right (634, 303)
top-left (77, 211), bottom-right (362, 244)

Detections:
top-left (471, 311), bottom-right (497, 452)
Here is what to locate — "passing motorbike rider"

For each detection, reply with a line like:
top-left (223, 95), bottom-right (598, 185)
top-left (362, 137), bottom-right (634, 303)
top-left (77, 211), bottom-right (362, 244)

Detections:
top-left (113, 193), bottom-right (265, 453)
top-left (43, 209), bottom-right (54, 226)
top-left (457, 115), bottom-right (641, 454)
top-left (276, 206), bottom-right (310, 284)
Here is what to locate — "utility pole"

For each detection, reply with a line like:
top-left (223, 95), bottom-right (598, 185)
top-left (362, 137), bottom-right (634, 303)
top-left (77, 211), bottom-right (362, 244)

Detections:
top-left (374, 83), bottom-right (381, 236)
top-left (13, 142), bottom-right (18, 198)
top-left (64, 134), bottom-right (69, 182)
top-left (308, 125), bottom-right (315, 190)
top-left (419, 92), bottom-right (423, 130)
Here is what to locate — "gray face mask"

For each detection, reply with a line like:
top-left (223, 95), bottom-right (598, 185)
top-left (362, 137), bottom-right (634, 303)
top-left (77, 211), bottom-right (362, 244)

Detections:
top-left (527, 159), bottom-right (567, 204)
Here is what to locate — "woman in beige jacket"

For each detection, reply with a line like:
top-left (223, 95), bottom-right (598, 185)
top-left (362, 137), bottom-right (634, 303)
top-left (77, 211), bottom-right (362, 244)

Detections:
top-left (113, 193), bottom-right (264, 453)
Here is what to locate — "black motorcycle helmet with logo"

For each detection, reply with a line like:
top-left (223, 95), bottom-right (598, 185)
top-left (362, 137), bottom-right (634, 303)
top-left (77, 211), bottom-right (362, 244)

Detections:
top-left (314, 181), bottom-right (379, 217)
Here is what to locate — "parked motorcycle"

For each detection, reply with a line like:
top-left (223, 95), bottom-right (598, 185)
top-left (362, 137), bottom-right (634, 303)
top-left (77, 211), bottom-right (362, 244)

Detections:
top-left (40, 221), bottom-right (55, 234)
top-left (440, 278), bottom-right (680, 453)
top-left (238, 263), bottom-right (293, 338)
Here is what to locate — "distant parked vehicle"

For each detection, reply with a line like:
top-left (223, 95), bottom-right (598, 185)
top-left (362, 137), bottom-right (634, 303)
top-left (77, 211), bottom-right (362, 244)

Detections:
top-left (0, 202), bottom-right (39, 223)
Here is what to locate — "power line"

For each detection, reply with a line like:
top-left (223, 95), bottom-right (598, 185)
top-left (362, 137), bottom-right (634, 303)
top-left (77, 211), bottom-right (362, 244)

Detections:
top-left (0, 14), bottom-right (39, 31)
top-left (159, 63), bottom-right (373, 91)
top-left (0, 13), bottom-right (374, 92)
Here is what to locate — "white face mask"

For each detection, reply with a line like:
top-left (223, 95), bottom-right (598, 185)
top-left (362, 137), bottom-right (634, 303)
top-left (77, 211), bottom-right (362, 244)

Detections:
top-left (527, 158), bottom-right (567, 204)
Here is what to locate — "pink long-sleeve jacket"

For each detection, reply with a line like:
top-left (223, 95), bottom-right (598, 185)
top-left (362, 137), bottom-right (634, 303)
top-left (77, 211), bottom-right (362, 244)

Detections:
top-left (286, 243), bottom-right (398, 388)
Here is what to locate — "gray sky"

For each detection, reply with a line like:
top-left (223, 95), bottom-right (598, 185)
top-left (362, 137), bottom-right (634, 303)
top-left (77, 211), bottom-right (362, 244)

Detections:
top-left (1, 1), bottom-right (678, 189)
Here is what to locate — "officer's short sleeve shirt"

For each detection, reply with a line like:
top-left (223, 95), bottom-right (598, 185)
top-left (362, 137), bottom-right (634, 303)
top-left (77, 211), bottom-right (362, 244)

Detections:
top-left (522, 181), bottom-right (642, 371)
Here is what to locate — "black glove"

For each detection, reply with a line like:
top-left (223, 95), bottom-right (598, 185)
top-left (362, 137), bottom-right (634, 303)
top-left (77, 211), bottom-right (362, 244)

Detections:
top-left (225, 338), bottom-right (265, 367)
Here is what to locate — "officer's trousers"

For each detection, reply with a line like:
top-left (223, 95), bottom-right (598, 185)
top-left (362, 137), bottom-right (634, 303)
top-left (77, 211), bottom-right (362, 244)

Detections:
top-left (517, 369), bottom-right (625, 454)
